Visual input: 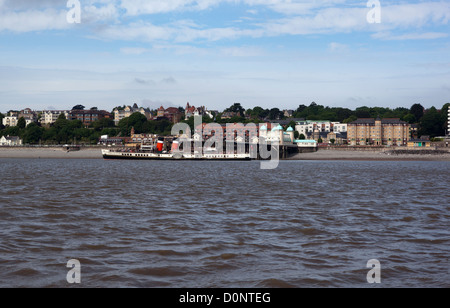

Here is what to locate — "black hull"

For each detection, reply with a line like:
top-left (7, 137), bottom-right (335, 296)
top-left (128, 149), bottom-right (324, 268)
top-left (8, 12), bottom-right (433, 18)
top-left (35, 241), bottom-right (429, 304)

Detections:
top-left (103, 154), bottom-right (252, 161)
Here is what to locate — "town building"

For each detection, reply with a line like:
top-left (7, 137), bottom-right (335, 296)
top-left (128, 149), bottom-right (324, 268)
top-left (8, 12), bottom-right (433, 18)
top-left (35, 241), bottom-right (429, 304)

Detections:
top-left (2, 115), bottom-right (18, 127)
top-left (124, 128), bottom-right (157, 147)
top-left (40, 110), bottom-right (70, 126)
top-left (295, 120), bottom-right (347, 142)
top-left (68, 109), bottom-right (112, 127)
top-left (197, 123), bottom-right (260, 142)
top-left (295, 120), bottom-right (347, 136)
top-left (2, 109), bottom-right (40, 127)
top-left (410, 124), bottom-right (419, 140)
top-left (185, 103), bottom-right (214, 120)
top-left (326, 131), bottom-right (348, 145)
top-left (18, 108), bottom-right (38, 126)
top-left (283, 110), bottom-right (294, 118)
top-left (114, 105), bottom-right (152, 125)
top-left (332, 122), bottom-right (348, 133)
top-left (194, 122), bottom-right (298, 144)
top-left (295, 120), bottom-right (331, 135)
top-left (347, 118), bottom-right (410, 146)
top-left (0, 135), bottom-right (23, 146)
top-left (448, 108), bottom-right (450, 136)
top-left (98, 135), bottom-right (126, 146)
top-left (156, 106), bottom-right (182, 124)
top-left (260, 124), bottom-right (295, 145)
top-left (407, 139), bottom-right (432, 148)
top-left (220, 111), bottom-right (241, 119)
top-left (295, 139), bottom-right (318, 151)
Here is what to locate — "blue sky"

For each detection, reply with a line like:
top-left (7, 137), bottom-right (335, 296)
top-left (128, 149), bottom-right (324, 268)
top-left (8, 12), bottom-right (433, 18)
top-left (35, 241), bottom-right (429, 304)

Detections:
top-left (0, 0), bottom-right (449, 113)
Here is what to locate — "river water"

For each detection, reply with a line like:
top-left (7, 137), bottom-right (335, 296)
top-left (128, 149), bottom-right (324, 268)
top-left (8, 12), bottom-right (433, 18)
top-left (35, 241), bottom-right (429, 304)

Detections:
top-left (0, 159), bottom-right (448, 288)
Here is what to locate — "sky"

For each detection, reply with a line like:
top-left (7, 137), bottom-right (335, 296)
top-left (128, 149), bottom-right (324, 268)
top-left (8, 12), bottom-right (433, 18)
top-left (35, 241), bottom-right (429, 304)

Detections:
top-left (0, 0), bottom-right (449, 113)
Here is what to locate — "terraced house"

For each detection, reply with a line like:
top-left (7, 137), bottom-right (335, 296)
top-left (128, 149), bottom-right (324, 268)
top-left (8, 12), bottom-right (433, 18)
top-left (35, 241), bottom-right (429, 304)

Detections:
top-left (347, 118), bottom-right (410, 146)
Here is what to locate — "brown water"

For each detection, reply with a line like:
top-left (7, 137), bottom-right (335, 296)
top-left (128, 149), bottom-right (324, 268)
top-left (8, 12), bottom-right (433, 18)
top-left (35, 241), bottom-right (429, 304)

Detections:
top-left (0, 159), bottom-right (449, 288)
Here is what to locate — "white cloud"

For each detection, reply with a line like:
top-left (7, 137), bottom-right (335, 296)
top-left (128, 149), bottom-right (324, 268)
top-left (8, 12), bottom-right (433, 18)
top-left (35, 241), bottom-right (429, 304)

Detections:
top-left (0, 9), bottom-right (69, 32)
top-left (328, 42), bottom-right (349, 52)
top-left (83, 3), bottom-right (120, 23)
top-left (220, 46), bottom-right (264, 57)
top-left (120, 47), bottom-right (151, 55)
top-left (372, 31), bottom-right (449, 41)
top-left (90, 1), bottom-right (450, 43)
top-left (0, 0), bottom-right (449, 42)
top-left (119, 0), bottom-right (218, 16)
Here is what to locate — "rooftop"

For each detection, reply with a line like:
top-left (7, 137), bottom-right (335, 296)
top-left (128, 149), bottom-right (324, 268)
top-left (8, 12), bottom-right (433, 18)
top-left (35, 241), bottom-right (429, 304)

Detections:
top-left (350, 118), bottom-right (408, 125)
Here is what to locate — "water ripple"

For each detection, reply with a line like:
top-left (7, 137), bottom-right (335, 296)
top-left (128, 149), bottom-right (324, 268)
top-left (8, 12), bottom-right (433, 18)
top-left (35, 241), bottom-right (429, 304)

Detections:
top-left (0, 159), bottom-right (448, 287)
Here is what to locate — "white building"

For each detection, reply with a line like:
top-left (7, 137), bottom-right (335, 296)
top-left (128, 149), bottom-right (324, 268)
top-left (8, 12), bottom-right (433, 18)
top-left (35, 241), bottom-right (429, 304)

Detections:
top-left (295, 120), bottom-right (332, 135)
top-left (0, 135), bottom-right (23, 146)
top-left (2, 116), bottom-right (18, 127)
top-left (332, 122), bottom-right (348, 133)
top-left (185, 103), bottom-right (214, 120)
top-left (40, 110), bottom-right (70, 125)
top-left (114, 105), bottom-right (152, 125)
top-left (259, 124), bottom-right (295, 145)
top-left (295, 139), bottom-right (318, 149)
top-left (448, 108), bottom-right (450, 136)
top-left (295, 120), bottom-right (347, 137)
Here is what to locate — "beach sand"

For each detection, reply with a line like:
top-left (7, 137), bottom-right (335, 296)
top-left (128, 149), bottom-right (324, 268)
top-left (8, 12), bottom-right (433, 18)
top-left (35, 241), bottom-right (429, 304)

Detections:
top-left (0, 147), bottom-right (103, 159)
top-left (1, 147), bottom-right (449, 161)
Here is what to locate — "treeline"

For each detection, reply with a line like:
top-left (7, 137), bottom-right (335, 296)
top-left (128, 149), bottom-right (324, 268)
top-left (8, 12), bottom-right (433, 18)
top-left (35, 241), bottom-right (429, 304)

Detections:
top-left (0, 114), bottom-right (118, 145)
top-left (0, 102), bottom-right (449, 144)
top-left (0, 112), bottom-right (174, 145)
top-left (245, 102), bottom-right (449, 137)
top-left (211, 102), bottom-right (449, 137)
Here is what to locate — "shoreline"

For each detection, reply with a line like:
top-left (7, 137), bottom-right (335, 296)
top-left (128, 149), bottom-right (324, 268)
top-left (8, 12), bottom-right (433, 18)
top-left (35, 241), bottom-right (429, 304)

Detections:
top-left (1, 147), bottom-right (449, 161)
top-left (287, 149), bottom-right (450, 161)
top-left (0, 147), bottom-right (103, 159)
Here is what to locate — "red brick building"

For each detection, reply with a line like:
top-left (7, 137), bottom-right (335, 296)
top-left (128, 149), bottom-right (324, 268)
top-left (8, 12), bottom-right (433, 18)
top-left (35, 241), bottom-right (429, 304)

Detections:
top-left (68, 109), bottom-right (112, 126)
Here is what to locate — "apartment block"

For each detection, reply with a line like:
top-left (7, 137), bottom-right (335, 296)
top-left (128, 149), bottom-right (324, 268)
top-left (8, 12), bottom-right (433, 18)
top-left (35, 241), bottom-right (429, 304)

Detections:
top-left (347, 118), bottom-right (410, 146)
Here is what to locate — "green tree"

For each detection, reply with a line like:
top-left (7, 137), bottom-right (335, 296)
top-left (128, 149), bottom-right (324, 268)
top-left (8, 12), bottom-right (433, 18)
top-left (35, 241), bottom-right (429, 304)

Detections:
top-left (22, 122), bottom-right (44, 144)
top-left (335, 108), bottom-right (353, 122)
top-left (355, 107), bottom-right (371, 118)
top-left (118, 112), bottom-right (148, 135)
top-left (1, 125), bottom-right (20, 137)
top-left (419, 107), bottom-right (443, 137)
top-left (225, 103), bottom-right (245, 116)
top-left (410, 103), bottom-right (424, 122)
top-left (402, 113), bottom-right (416, 124)
top-left (248, 106), bottom-right (267, 119)
top-left (296, 104), bottom-right (308, 114)
top-left (154, 119), bottom-right (173, 135)
top-left (49, 115), bottom-right (83, 144)
top-left (42, 127), bottom-right (57, 144)
top-left (287, 120), bottom-right (297, 129)
top-left (268, 108), bottom-right (283, 120)
top-left (343, 115), bottom-right (357, 123)
top-left (72, 105), bottom-right (85, 110)
top-left (91, 117), bottom-right (115, 131)
top-left (53, 114), bottom-right (70, 130)
top-left (17, 117), bottom-right (26, 129)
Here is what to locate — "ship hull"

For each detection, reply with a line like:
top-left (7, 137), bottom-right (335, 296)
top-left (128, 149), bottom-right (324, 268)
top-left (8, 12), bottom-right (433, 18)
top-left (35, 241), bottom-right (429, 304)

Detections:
top-left (102, 150), bottom-right (252, 161)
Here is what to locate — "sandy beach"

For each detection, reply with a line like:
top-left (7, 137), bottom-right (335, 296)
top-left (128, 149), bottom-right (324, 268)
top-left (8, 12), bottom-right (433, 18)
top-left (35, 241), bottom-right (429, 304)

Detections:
top-left (0, 147), bottom-right (104, 159)
top-left (1, 147), bottom-right (449, 161)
